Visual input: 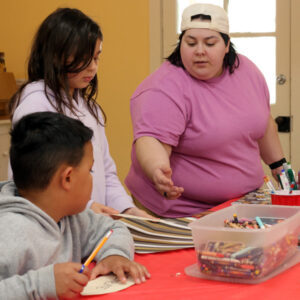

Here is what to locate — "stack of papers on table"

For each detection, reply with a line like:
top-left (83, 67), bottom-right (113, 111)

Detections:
top-left (114, 214), bottom-right (196, 253)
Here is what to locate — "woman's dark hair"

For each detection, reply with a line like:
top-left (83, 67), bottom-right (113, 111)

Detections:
top-left (9, 8), bottom-right (106, 125)
top-left (167, 14), bottom-right (240, 74)
top-left (10, 111), bottom-right (93, 190)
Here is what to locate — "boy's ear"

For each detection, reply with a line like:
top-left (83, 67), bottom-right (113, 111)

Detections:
top-left (60, 166), bottom-right (74, 190)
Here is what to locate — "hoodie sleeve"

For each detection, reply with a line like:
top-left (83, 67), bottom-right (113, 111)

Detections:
top-left (0, 207), bottom-right (58, 300)
top-left (0, 265), bottom-right (57, 300)
top-left (100, 128), bottom-right (135, 212)
top-left (77, 210), bottom-right (134, 261)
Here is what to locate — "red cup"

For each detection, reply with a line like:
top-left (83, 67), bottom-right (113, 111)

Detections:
top-left (271, 191), bottom-right (300, 206)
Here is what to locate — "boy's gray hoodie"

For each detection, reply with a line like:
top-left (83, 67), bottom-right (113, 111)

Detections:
top-left (0, 181), bottom-right (134, 300)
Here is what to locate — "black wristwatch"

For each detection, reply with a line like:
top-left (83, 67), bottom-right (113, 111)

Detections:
top-left (268, 158), bottom-right (287, 170)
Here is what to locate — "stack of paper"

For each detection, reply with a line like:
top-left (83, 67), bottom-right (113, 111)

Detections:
top-left (114, 214), bottom-right (196, 254)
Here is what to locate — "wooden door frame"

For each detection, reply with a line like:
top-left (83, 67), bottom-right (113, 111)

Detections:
top-left (291, 0), bottom-right (300, 172)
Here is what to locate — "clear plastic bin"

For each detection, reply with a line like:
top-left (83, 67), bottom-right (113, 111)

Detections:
top-left (185, 204), bottom-right (300, 284)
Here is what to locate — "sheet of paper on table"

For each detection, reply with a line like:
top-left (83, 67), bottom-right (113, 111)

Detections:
top-left (81, 274), bottom-right (135, 296)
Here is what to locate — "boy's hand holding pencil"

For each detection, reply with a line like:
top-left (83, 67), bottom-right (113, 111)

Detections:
top-left (54, 262), bottom-right (91, 299)
top-left (80, 228), bottom-right (150, 285)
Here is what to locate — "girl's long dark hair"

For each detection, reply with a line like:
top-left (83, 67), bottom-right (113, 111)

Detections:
top-left (9, 8), bottom-right (106, 125)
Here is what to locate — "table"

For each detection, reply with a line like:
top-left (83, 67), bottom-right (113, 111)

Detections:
top-left (80, 200), bottom-right (300, 300)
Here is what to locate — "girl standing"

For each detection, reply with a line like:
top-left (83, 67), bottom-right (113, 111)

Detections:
top-left (10, 7), bottom-right (151, 217)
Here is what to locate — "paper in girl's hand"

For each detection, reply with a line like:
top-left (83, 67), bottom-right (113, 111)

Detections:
top-left (80, 274), bottom-right (135, 296)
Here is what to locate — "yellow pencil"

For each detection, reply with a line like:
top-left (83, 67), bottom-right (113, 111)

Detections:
top-left (79, 229), bottom-right (113, 273)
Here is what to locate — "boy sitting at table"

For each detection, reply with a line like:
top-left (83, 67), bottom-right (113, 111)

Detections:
top-left (0, 112), bottom-right (150, 299)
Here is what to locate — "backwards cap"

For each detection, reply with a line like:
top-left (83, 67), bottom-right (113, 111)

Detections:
top-left (180, 3), bottom-right (229, 35)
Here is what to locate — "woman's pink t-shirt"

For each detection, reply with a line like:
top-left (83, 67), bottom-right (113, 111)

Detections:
top-left (125, 55), bottom-right (270, 217)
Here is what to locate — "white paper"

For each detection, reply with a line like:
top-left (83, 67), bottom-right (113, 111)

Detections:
top-left (81, 274), bottom-right (135, 296)
top-left (113, 213), bottom-right (193, 229)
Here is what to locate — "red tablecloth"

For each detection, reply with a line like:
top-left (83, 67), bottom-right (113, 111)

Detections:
top-left (80, 199), bottom-right (300, 299)
top-left (80, 248), bottom-right (300, 300)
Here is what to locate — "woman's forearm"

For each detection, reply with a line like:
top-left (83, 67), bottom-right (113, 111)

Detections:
top-left (258, 115), bottom-right (284, 165)
top-left (135, 136), bottom-right (171, 182)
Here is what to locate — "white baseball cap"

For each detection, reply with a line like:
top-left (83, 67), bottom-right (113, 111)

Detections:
top-left (180, 3), bottom-right (229, 35)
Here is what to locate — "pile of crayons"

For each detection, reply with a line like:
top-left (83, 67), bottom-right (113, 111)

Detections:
top-left (224, 214), bottom-right (269, 229)
top-left (264, 162), bottom-right (299, 194)
top-left (197, 232), bottom-right (298, 280)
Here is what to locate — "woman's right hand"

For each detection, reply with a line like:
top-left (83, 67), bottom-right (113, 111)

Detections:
top-left (136, 136), bottom-right (184, 200)
top-left (152, 166), bottom-right (184, 199)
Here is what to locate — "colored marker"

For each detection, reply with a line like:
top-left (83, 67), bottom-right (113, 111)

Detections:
top-left (280, 170), bottom-right (290, 191)
top-left (277, 174), bottom-right (283, 189)
top-left (79, 229), bottom-right (113, 273)
top-left (263, 175), bottom-right (276, 193)
top-left (255, 216), bottom-right (265, 229)
top-left (287, 163), bottom-right (298, 190)
top-left (282, 162), bottom-right (289, 176)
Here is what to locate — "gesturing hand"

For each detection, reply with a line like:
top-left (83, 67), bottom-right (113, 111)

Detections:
top-left (152, 166), bottom-right (184, 199)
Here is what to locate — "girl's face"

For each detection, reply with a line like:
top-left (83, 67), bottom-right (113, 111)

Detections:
top-left (67, 39), bottom-right (102, 94)
top-left (180, 28), bottom-right (229, 80)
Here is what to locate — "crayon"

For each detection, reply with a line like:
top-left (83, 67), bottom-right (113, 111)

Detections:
top-left (255, 216), bottom-right (265, 229)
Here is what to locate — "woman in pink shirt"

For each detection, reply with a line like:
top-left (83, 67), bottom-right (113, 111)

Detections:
top-left (125, 4), bottom-right (285, 217)
top-left (9, 8), bottom-right (152, 218)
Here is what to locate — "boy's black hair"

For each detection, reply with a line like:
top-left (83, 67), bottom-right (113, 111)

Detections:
top-left (10, 8), bottom-right (106, 125)
top-left (10, 112), bottom-right (93, 190)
